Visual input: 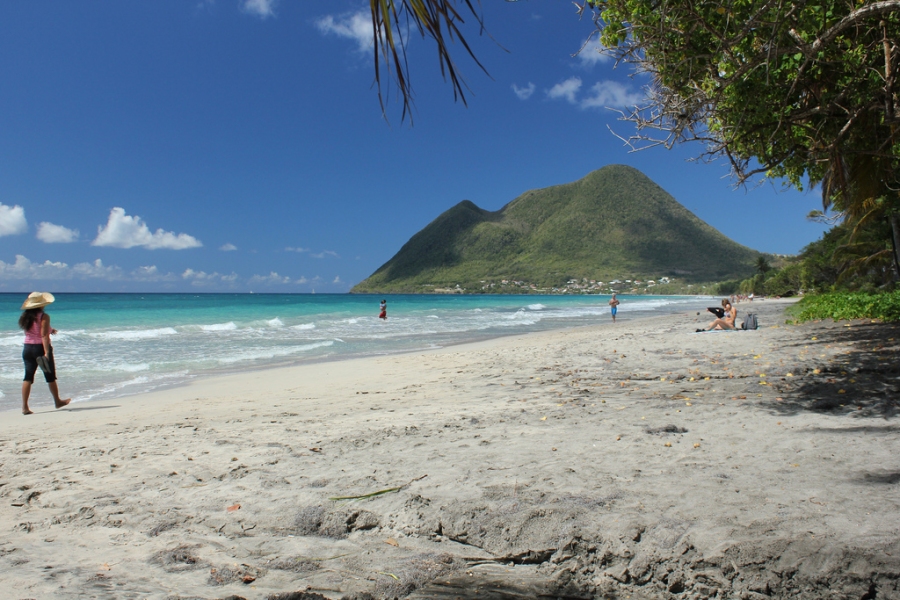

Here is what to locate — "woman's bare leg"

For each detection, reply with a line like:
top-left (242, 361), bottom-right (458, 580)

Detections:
top-left (706, 318), bottom-right (735, 330)
top-left (48, 382), bottom-right (70, 409)
top-left (22, 381), bottom-right (33, 414)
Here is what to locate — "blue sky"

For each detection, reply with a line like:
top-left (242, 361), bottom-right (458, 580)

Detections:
top-left (0, 1), bottom-right (830, 293)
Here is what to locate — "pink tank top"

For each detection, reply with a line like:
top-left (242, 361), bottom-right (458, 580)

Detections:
top-left (24, 313), bottom-right (44, 345)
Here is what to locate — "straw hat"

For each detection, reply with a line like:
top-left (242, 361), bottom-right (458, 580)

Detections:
top-left (21, 291), bottom-right (55, 310)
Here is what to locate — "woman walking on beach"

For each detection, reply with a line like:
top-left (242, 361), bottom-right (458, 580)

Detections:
top-left (19, 292), bottom-right (70, 415)
top-left (379, 299), bottom-right (387, 320)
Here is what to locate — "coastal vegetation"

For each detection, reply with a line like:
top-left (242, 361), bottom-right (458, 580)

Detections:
top-left (788, 290), bottom-right (900, 323)
top-left (351, 165), bottom-right (761, 294)
top-left (718, 217), bottom-right (897, 297)
top-left (722, 218), bottom-right (900, 322)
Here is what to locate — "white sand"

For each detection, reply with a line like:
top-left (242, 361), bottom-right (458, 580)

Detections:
top-left (1, 299), bottom-right (898, 599)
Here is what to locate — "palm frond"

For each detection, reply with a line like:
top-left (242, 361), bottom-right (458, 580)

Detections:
top-left (370, 0), bottom-right (489, 122)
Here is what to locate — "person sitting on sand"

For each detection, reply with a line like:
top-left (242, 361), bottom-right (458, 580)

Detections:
top-left (701, 298), bottom-right (737, 331)
top-left (19, 292), bottom-right (71, 415)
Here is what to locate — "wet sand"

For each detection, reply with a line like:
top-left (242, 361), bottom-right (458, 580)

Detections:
top-left (1, 298), bottom-right (898, 599)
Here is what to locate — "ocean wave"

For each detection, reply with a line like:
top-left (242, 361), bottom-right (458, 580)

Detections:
top-left (201, 322), bottom-right (238, 331)
top-left (52, 329), bottom-right (87, 340)
top-left (488, 317), bottom-right (539, 328)
top-left (0, 335), bottom-right (21, 347)
top-left (75, 375), bottom-right (151, 402)
top-left (527, 304), bottom-right (547, 311)
top-left (216, 340), bottom-right (334, 365)
top-left (624, 297), bottom-right (709, 310)
top-left (291, 322), bottom-right (316, 330)
top-left (110, 363), bottom-right (151, 373)
top-left (90, 327), bottom-right (179, 341)
top-left (74, 370), bottom-right (189, 402)
top-left (505, 308), bottom-right (541, 322)
top-left (267, 318), bottom-right (284, 328)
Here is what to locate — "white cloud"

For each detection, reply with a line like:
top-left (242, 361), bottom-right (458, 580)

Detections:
top-left (295, 276), bottom-right (308, 284)
top-left (547, 77), bottom-right (582, 104)
top-left (134, 265), bottom-right (185, 282)
top-left (547, 77), bottom-right (643, 110)
top-left (0, 203), bottom-right (27, 237)
top-left (137, 265), bottom-right (159, 277)
top-left (0, 254), bottom-right (241, 289)
top-left (182, 268), bottom-right (238, 287)
top-left (182, 268), bottom-right (216, 280)
top-left (36, 222), bottom-right (79, 243)
top-left (0, 254), bottom-right (186, 283)
top-left (0, 255), bottom-right (120, 281)
top-left (580, 80), bottom-right (644, 109)
top-left (219, 243), bottom-right (237, 251)
top-left (285, 246), bottom-right (309, 253)
top-left (132, 265), bottom-right (177, 282)
top-left (512, 82), bottom-right (536, 100)
top-left (241, 0), bottom-right (276, 19)
top-left (577, 38), bottom-right (611, 67)
top-left (72, 259), bottom-right (123, 279)
top-left (311, 250), bottom-right (339, 259)
top-left (92, 207), bottom-right (202, 250)
top-left (315, 11), bottom-right (374, 53)
top-left (248, 271), bottom-right (292, 285)
top-left (333, 276), bottom-right (342, 284)
top-left (0, 255), bottom-right (70, 279)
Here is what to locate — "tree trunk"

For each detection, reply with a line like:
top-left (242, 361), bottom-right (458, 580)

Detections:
top-left (890, 212), bottom-right (900, 280)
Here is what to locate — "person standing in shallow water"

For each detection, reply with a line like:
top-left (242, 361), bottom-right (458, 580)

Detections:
top-left (608, 293), bottom-right (620, 323)
top-left (19, 292), bottom-right (70, 415)
top-left (379, 299), bottom-right (387, 320)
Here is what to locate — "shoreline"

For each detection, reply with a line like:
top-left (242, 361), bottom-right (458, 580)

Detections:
top-left (2, 298), bottom-right (898, 599)
top-left (1, 294), bottom-right (713, 414)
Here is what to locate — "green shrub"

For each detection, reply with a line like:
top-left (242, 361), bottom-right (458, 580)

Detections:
top-left (789, 291), bottom-right (900, 322)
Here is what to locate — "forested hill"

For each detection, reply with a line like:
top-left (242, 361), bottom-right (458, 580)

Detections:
top-left (351, 165), bottom-right (761, 293)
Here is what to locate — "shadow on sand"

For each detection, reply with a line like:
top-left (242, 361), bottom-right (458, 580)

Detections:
top-left (761, 320), bottom-right (900, 419)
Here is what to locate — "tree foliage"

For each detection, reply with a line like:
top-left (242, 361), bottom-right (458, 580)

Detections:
top-left (586, 1), bottom-right (897, 177)
top-left (585, 0), bottom-right (900, 274)
top-left (736, 219), bottom-right (896, 296)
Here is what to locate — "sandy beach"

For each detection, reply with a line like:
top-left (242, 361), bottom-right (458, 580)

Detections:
top-left (1, 298), bottom-right (898, 600)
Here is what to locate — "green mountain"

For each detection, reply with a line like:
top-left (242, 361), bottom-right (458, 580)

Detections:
top-left (352, 165), bottom-right (760, 293)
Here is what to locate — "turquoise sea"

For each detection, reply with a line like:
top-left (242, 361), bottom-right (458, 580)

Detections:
top-left (1, 293), bottom-right (711, 412)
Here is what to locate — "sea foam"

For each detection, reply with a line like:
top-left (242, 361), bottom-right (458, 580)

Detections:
top-left (201, 322), bottom-right (238, 331)
top-left (90, 327), bottom-right (179, 341)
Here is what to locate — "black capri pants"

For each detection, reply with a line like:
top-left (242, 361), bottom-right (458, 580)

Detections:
top-left (23, 344), bottom-right (56, 384)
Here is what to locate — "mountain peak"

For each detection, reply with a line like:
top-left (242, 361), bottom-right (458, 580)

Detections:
top-left (353, 166), bottom-right (758, 293)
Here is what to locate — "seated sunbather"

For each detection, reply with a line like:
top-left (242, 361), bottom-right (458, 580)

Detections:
top-left (700, 299), bottom-right (737, 331)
